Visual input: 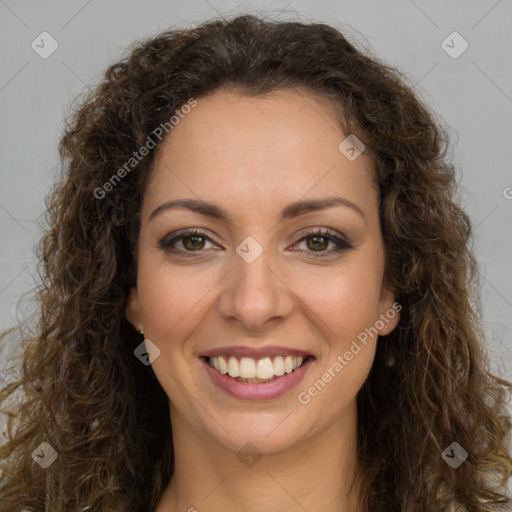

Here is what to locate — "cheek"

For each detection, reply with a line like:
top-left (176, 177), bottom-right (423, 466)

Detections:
top-left (291, 261), bottom-right (384, 342)
top-left (297, 268), bottom-right (380, 413)
top-left (303, 343), bottom-right (376, 424)
top-left (136, 257), bottom-right (223, 348)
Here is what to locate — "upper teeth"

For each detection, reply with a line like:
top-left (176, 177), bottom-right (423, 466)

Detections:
top-left (208, 355), bottom-right (305, 379)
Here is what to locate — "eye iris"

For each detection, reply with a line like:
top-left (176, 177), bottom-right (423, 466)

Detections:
top-left (183, 235), bottom-right (205, 250)
top-left (308, 236), bottom-right (328, 251)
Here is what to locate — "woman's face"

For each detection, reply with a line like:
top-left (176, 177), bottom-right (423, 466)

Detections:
top-left (126, 88), bottom-right (399, 454)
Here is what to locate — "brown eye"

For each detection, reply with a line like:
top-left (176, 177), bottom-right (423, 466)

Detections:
top-left (294, 229), bottom-right (353, 257)
top-left (181, 235), bottom-right (206, 251)
top-left (158, 229), bottom-right (217, 255)
top-left (306, 236), bottom-right (329, 251)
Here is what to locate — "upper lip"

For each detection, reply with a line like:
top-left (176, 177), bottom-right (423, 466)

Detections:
top-left (199, 345), bottom-right (314, 360)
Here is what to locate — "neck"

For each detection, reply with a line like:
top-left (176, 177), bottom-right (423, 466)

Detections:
top-left (156, 400), bottom-right (364, 512)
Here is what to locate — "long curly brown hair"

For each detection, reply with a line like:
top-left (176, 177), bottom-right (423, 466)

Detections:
top-left (1, 13), bottom-right (511, 512)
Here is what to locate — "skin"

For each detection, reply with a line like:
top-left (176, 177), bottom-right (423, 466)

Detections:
top-left (125, 88), bottom-right (399, 512)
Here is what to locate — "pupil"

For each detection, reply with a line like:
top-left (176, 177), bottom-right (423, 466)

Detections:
top-left (185, 236), bottom-right (204, 250)
top-left (309, 236), bottom-right (327, 251)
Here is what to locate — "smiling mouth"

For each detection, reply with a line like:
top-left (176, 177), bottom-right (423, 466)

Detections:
top-left (203, 355), bottom-right (313, 383)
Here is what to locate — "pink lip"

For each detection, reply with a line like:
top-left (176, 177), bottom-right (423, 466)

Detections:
top-left (200, 356), bottom-right (315, 400)
top-left (199, 345), bottom-right (313, 360)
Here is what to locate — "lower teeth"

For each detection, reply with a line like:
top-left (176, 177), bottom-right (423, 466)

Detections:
top-left (233, 375), bottom-right (281, 383)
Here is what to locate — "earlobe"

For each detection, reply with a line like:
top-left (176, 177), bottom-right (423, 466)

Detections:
top-left (377, 288), bottom-right (401, 336)
top-left (125, 287), bottom-right (143, 333)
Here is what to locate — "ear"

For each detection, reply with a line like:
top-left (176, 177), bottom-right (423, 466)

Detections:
top-left (377, 287), bottom-right (401, 336)
top-left (125, 287), bottom-right (143, 333)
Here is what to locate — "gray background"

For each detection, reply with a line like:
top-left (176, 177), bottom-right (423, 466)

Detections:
top-left (1, 1), bottom-right (511, 383)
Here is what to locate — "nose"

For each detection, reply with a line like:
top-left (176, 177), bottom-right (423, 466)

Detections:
top-left (216, 244), bottom-right (294, 332)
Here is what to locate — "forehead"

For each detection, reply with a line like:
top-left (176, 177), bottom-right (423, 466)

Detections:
top-left (144, 89), bottom-right (377, 222)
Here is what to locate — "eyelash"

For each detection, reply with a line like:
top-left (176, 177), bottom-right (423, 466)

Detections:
top-left (158, 228), bottom-right (353, 258)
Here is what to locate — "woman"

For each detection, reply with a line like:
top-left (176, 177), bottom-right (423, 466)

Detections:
top-left (1, 13), bottom-right (511, 512)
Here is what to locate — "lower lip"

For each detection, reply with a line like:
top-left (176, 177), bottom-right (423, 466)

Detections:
top-left (201, 357), bottom-right (315, 400)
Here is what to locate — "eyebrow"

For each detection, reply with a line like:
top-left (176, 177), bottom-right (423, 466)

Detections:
top-left (149, 196), bottom-right (366, 224)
